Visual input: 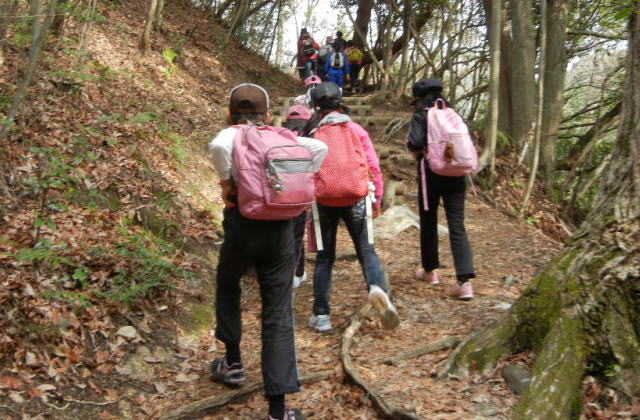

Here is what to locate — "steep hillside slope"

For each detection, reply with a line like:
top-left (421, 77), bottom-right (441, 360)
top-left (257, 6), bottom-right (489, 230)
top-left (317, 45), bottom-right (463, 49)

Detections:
top-left (0, 1), bottom-right (298, 417)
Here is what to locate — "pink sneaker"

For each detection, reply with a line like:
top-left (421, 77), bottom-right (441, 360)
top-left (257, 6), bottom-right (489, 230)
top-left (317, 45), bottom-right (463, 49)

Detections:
top-left (415, 268), bottom-right (439, 284)
top-left (444, 282), bottom-right (473, 300)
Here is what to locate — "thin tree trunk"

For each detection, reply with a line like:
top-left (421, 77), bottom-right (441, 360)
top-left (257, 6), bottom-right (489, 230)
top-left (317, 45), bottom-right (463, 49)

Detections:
top-left (154, 0), bottom-right (165, 32)
top-left (479, 0), bottom-right (501, 177)
top-left (78, 0), bottom-right (98, 53)
top-left (139, 0), bottom-right (159, 52)
top-left (521, 0), bottom-right (547, 215)
top-left (0, 0), bottom-right (58, 144)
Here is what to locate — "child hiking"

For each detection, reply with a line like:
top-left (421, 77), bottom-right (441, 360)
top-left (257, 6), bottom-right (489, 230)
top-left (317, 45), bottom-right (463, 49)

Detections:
top-left (296, 28), bottom-right (320, 79)
top-left (324, 44), bottom-right (351, 89)
top-left (306, 82), bottom-right (399, 332)
top-left (208, 83), bottom-right (327, 420)
top-left (406, 78), bottom-right (477, 300)
top-left (283, 105), bottom-right (313, 288)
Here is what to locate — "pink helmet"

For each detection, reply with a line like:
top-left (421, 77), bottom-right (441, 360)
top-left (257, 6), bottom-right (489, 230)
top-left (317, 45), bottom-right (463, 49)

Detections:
top-left (304, 75), bottom-right (322, 86)
top-left (286, 105), bottom-right (312, 120)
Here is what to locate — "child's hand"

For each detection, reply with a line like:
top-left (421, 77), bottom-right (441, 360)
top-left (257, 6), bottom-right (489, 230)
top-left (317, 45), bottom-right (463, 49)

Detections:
top-left (220, 180), bottom-right (236, 208)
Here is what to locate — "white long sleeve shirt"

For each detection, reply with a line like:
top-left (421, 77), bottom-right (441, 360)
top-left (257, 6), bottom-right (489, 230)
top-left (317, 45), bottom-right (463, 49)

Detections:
top-left (209, 127), bottom-right (328, 181)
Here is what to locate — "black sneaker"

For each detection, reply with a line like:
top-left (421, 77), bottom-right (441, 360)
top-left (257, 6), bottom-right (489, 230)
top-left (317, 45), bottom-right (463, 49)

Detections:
top-left (210, 357), bottom-right (246, 386)
top-left (268, 408), bottom-right (304, 420)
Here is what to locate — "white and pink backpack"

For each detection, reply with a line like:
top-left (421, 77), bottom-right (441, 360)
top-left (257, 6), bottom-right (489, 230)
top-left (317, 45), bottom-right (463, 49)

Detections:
top-left (420, 99), bottom-right (478, 210)
top-left (232, 125), bottom-right (315, 220)
top-left (425, 99), bottom-right (478, 176)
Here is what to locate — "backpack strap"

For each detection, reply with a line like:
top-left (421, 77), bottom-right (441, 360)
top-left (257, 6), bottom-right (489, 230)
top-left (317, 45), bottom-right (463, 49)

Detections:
top-left (435, 98), bottom-right (446, 110)
top-left (420, 157), bottom-right (429, 211)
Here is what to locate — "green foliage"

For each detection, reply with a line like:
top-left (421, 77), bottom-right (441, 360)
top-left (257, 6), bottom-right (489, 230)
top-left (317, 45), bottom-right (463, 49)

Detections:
top-left (15, 240), bottom-right (72, 269)
top-left (131, 110), bottom-right (161, 124)
top-left (167, 132), bottom-right (188, 165)
top-left (104, 224), bottom-right (195, 305)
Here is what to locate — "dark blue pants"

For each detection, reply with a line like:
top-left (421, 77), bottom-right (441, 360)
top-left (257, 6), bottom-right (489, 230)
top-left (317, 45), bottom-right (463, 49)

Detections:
top-left (312, 199), bottom-right (386, 315)
top-left (215, 207), bottom-right (299, 396)
top-left (418, 164), bottom-right (475, 279)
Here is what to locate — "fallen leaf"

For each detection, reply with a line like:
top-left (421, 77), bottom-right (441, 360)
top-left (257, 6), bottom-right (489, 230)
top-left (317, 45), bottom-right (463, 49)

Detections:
top-left (116, 325), bottom-right (138, 339)
top-left (9, 391), bottom-right (24, 404)
top-left (154, 382), bottom-right (166, 394)
top-left (0, 376), bottom-right (23, 390)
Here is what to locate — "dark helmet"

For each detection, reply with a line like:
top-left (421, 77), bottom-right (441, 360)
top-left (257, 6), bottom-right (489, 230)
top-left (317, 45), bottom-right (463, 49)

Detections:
top-left (412, 78), bottom-right (444, 98)
top-left (311, 82), bottom-right (342, 110)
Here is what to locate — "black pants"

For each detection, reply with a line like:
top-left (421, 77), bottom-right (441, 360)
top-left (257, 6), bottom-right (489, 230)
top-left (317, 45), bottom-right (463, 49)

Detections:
top-left (293, 212), bottom-right (307, 277)
top-left (215, 207), bottom-right (299, 396)
top-left (417, 163), bottom-right (475, 279)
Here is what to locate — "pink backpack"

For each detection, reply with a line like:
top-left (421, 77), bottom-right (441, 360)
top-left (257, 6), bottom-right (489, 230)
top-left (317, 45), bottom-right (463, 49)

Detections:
top-left (232, 125), bottom-right (315, 220)
top-left (426, 99), bottom-right (478, 176)
top-left (313, 122), bottom-right (369, 206)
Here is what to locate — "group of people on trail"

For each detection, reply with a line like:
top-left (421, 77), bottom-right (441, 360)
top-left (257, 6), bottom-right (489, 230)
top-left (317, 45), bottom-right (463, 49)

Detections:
top-left (296, 28), bottom-right (364, 93)
top-left (207, 76), bottom-right (476, 419)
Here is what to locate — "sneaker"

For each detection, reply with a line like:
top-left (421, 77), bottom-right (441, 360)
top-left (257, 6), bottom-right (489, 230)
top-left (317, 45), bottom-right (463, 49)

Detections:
top-left (368, 285), bottom-right (400, 330)
top-left (444, 282), bottom-right (474, 300)
top-left (308, 314), bottom-right (332, 332)
top-left (415, 268), bottom-right (439, 284)
top-left (269, 408), bottom-right (305, 420)
top-left (210, 357), bottom-right (246, 386)
top-left (293, 272), bottom-right (307, 288)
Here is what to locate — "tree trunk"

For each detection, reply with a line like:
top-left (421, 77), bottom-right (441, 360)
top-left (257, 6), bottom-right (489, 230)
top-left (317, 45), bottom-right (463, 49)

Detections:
top-left (540, 0), bottom-right (570, 185)
top-left (479, 0), bottom-right (501, 176)
top-left (353, 0), bottom-right (373, 50)
top-left (154, 0), bottom-right (165, 32)
top-left (509, 0), bottom-right (536, 148)
top-left (520, 0), bottom-right (546, 215)
top-left (0, 0), bottom-right (57, 143)
top-left (139, 0), bottom-right (159, 52)
top-left (442, 3), bottom-right (640, 418)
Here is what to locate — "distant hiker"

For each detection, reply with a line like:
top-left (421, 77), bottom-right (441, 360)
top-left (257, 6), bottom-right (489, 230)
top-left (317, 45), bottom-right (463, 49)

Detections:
top-left (296, 28), bottom-right (320, 79)
top-left (316, 36), bottom-right (333, 81)
top-left (209, 83), bottom-right (327, 420)
top-left (306, 82), bottom-right (398, 333)
top-left (345, 40), bottom-right (363, 94)
top-left (324, 45), bottom-right (351, 89)
top-left (333, 30), bottom-right (346, 52)
top-left (283, 105), bottom-right (314, 288)
top-left (294, 75), bottom-right (322, 109)
top-left (406, 78), bottom-right (477, 300)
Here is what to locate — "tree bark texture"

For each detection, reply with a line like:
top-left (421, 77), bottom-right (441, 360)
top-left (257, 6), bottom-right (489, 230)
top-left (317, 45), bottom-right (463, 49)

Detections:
top-left (509, 0), bottom-right (536, 147)
top-left (443, 3), bottom-right (640, 418)
top-left (540, 0), bottom-right (570, 183)
top-left (353, 0), bottom-right (373, 50)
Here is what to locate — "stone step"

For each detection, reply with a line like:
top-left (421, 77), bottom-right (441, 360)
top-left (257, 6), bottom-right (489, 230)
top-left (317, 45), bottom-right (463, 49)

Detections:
top-left (277, 95), bottom-right (369, 109)
top-left (271, 104), bottom-right (372, 118)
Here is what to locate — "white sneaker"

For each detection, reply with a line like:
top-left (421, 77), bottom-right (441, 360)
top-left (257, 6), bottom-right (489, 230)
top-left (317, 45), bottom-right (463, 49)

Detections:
top-left (293, 272), bottom-right (307, 288)
top-left (368, 285), bottom-right (399, 329)
top-left (308, 314), bottom-right (332, 332)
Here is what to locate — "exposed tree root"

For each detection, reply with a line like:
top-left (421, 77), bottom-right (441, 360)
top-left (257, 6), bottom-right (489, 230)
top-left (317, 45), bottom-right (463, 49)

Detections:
top-left (159, 369), bottom-right (334, 420)
top-left (379, 336), bottom-right (461, 366)
top-left (341, 303), bottom-right (423, 420)
top-left (439, 218), bottom-right (640, 419)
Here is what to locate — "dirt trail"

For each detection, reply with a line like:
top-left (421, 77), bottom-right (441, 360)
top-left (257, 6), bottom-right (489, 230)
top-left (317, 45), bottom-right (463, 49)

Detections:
top-left (158, 142), bottom-right (562, 419)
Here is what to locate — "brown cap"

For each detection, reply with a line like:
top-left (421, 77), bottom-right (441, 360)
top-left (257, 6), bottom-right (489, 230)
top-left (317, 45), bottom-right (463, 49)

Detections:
top-left (229, 83), bottom-right (269, 114)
